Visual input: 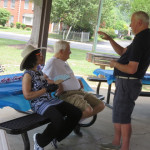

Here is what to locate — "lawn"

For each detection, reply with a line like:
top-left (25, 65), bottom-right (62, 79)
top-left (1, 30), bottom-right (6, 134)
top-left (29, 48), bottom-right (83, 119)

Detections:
top-left (0, 38), bottom-right (99, 77)
top-left (1, 38), bottom-right (149, 92)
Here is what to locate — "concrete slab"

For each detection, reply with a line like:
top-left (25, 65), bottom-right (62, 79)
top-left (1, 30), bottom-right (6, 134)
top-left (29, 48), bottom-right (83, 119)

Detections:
top-left (0, 88), bottom-right (150, 150)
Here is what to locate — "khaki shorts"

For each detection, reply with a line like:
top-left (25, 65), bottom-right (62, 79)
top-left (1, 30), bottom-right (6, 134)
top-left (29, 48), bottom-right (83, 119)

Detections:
top-left (59, 90), bottom-right (102, 111)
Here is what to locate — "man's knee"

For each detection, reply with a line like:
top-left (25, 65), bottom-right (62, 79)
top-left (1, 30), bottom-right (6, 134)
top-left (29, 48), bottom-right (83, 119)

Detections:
top-left (98, 102), bottom-right (105, 111)
top-left (93, 101), bottom-right (105, 113)
top-left (84, 106), bottom-right (93, 115)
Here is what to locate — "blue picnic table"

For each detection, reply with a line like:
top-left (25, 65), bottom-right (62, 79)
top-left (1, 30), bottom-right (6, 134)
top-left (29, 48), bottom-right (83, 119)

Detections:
top-left (91, 69), bottom-right (150, 108)
top-left (0, 73), bottom-right (95, 112)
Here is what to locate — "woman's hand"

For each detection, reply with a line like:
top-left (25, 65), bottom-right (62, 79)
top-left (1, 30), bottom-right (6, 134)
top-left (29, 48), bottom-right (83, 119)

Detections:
top-left (56, 83), bottom-right (64, 96)
top-left (46, 84), bottom-right (59, 93)
top-left (78, 79), bottom-right (84, 89)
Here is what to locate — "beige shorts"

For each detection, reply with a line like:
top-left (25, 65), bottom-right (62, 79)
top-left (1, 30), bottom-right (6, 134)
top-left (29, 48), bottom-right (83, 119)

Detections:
top-left (59, 90), bottom-right (102, 111)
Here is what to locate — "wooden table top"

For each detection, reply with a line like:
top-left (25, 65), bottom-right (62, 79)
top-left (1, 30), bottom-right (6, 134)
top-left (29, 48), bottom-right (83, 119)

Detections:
top-left (86, 52), bottom-right (120, 66)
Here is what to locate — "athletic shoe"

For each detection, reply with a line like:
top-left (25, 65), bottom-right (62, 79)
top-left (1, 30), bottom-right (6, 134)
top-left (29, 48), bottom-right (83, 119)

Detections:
top-left (33, 133), bottom-right (44, 150)
top-left (100, 143), bottom-right (121, 150)
top-left (50, 139), bottom-right (58, 149)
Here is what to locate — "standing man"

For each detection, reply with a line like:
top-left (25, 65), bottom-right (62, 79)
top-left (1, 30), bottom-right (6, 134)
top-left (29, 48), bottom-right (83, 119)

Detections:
top-left (42, 40), bottom-right (105, 119)
top-left (98, 11), bottom-right (150, 150)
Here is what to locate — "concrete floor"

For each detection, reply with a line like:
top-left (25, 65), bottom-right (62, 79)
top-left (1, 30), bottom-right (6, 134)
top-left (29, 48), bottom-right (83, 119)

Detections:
top-left (0, 88), bottom-right (150, 150)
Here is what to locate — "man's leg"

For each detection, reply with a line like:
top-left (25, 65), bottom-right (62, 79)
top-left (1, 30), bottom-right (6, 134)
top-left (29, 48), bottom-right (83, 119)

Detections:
top-left (120, 123), bottom-right (132, 150)
top-left (60, 92), bottom-right (94, 119)
top-left (91, 101), bottom-right (105, 116)
top-left (84, 92), bottom-right (105, 117)
top-left (112, 123), bottom-right (121, 146)
top-left (81, 105), bottom-right (93, 119)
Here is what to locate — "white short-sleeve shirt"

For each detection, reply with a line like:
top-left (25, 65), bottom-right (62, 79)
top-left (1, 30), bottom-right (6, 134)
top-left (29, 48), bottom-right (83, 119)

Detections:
top-left (42, 57), bottom-right (81, 91)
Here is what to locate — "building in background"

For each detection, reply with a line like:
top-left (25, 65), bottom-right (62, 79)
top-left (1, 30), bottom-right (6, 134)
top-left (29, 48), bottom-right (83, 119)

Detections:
top-left (0, 0), bottom-right (89, 41)
top-left (0, 0), bottom-right (34, 27)
top-left (0, 0), bottom-right (56, 32)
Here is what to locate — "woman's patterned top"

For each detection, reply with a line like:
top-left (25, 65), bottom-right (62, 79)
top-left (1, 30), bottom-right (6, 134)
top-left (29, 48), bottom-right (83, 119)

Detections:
top-left (24, 70), bottom-right (63, 115)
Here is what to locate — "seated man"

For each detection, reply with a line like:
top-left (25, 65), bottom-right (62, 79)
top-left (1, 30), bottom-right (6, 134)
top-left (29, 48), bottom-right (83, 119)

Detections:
top-left (42, 40), bottom-right (105, 119)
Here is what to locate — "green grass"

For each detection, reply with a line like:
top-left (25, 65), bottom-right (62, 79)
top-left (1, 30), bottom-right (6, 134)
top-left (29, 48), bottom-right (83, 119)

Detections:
top-left (0, 39), bottom-right (26, 74)
top-left (0, 26), bottom-right (31, 35)
top-left (0, 38), bottom-right (150, 91)
top-left (0, 38), bottom-right (100, 76)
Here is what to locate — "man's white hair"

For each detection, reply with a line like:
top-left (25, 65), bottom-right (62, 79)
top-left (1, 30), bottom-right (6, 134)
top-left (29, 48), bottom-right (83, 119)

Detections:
top-left (54, 40), bottom-right (70, 54)
top-left (133, 11), bottom-right (149, 25)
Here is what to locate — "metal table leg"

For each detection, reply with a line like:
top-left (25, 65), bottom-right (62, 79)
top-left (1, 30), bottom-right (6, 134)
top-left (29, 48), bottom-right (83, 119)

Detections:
top-left (21, 132), bottom-right (30, 150)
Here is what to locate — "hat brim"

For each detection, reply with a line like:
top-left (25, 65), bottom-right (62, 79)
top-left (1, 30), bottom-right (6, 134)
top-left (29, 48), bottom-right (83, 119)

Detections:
top-left (20, 48), bottom-right (44, 71)
top-left (20, 52), bottom-right (33, 71)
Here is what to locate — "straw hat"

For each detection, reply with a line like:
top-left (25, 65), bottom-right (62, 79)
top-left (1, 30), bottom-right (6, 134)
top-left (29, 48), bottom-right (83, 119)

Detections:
top-left (20, 45), bottom-right (46, 71)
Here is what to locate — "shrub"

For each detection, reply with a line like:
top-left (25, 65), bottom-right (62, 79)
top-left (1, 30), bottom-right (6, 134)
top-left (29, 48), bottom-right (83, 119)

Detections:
top-left (0, 8), bottom-right (11, 27)
top-left (26, 27), bottom-right (31, 31)
top-left (16, 22), bottom-right (21, 29)
top-left (21, 24), bottom-right (26, 30)
top-left (124, 36), bottom-right (132, 40)
top-left (10, 23), bottom-right (14, 28)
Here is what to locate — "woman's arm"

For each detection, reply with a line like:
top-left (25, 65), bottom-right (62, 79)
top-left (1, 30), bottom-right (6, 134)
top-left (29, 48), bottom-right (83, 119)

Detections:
top-left (43, 73), bottom-right (54, 84)
top-left (78, 79), bottom-right (84, 89)
top-left (22, 73), bottom-right (46, 100)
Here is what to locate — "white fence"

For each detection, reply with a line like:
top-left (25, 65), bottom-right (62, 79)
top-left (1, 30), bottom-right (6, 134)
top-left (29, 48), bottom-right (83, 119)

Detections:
top-left (54, 31), bottom-right (90, 42)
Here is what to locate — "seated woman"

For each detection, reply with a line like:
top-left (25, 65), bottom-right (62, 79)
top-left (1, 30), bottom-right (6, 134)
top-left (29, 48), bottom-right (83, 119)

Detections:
top-left (20, 45), bottom-right (82, 150)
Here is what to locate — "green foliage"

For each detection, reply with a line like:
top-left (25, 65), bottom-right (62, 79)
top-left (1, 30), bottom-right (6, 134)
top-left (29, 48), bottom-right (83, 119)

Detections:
top-left (113, 0), bottom-right (131, 23)
top-left (0, 8), bottom-right (10, 27)
top-left (101, 0), bottom-right (131, 30)
top-left (124, 35), bottom-right (132, 40)
top-left (26, 27), bottom-right (31, 31)
top-left (100, 0), bottom-right (131, 37)
top-left (99, 28), bottom-right (117, 39)
top-left (10, 23), bottom-right (14, 28)
top-left (101, 0), bottom-right (115, 28)
top-left (21, 24), bottom-right (26, 30)
top-left (131, 0), bottom-right (150, 17)
top-left (16, 22), bottom-right (21, 29)
top-left (51, 0), bottom-right (99, 38)
top-left (72, 24), bottom-right (94, 39)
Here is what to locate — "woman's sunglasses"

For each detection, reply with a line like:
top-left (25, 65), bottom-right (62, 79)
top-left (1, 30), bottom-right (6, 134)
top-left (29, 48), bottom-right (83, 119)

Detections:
top-left (36, 53), bottom-right (41, 56)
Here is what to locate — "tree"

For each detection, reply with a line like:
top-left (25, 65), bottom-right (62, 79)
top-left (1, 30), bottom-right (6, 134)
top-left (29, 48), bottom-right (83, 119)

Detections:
top-left (0, 8), bottom-right (10, 27)
top-left (100, 0), bottom-right (131, 28)
top-left (51, 0), bottom-right (99, 37)
top-left (131, 0), bottom-right (150, 17)
top-left (100, 0), bottom-right (115, 28)
top-left (114, 0), bottom-right (131, 23)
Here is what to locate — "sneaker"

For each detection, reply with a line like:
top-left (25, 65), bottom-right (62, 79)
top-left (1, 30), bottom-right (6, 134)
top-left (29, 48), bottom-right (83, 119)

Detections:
top-left (50, 139), bottom-right (58, 149)
top-left (100, 143), bottom-right (121, 150)
top-left (33, 133), bottom-right (44, 150)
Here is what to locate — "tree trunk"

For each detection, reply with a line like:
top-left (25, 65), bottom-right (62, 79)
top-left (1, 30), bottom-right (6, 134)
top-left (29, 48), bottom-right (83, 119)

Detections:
top-left (65, 26), bottom-right (72, 40)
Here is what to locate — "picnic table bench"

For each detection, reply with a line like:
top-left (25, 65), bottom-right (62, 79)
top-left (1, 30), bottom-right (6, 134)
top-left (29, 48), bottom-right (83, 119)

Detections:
top-left (0, 73), bottom-right (104, 150)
